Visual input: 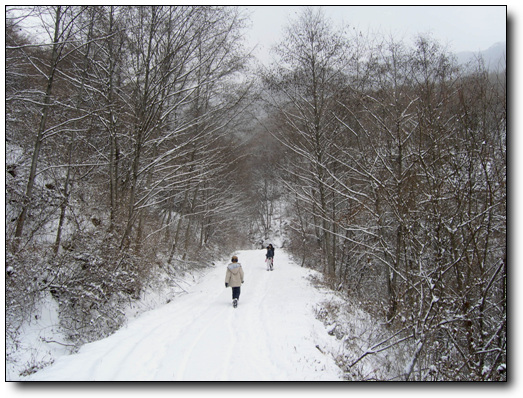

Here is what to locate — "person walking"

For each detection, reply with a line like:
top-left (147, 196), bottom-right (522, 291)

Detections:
top-left (265, 244), bottom-right (274, 271)
top-left (225, 255), bottom-right (244, 308)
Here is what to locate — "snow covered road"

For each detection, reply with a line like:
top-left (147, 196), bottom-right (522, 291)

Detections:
top-left (23, 249), bottom-right (343, 381)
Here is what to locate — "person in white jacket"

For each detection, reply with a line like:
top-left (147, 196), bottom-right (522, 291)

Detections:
top-left (225, 255), bottom-right (244, 308)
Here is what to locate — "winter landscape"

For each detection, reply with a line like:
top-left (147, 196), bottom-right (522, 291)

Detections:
top-left (12, 249), bottom-right (346, 381)
top-left (5, 6), bottom-right (506, 382)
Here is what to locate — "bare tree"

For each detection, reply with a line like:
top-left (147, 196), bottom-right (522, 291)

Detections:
top-left (263, 7), bottom-right (352, 276)
top-left (331, 37), bottom-right (506, 380)
top-left (9, 6), bottom-right (89, 250)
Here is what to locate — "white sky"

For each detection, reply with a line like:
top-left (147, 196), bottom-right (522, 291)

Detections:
top-left (243, 4), bottom-right (507, 64)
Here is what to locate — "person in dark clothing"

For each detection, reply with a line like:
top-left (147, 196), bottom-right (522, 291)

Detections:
top-left (266, 244), bottom-right (274, 271)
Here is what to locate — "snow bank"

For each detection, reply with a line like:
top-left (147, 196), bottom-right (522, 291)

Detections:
top-left (6, 292), bottom-right (70, 380)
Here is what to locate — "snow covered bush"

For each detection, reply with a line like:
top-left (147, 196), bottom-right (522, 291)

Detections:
top-left (5, 250), bottom-right (50, 349)
top-left (48, 233), bottom-right (145, 345)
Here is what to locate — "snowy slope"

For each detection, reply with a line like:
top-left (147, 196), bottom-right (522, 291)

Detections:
top-left (21, 249), bottom-right (343, 381)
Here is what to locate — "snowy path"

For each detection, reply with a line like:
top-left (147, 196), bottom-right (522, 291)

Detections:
top-left (23, 249), bottom-right (343, 381)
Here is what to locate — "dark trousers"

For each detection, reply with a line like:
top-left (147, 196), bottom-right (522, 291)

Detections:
top-left (232, 286), bottom-right (241, 300)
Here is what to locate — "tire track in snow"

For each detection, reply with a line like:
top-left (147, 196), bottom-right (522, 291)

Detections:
top-left (82, 293), bottom-right (204, 380)
top-left (224, 250), bottom-right (280, 380)
top-left (218, 309), bottom-right (236, 380)
top-left (257, 251), bottom-right (327, 380)
top-left (172, 301), bottom-right (232, 381)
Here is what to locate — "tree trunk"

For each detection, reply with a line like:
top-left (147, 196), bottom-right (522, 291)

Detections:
top-left (14, 6), bottom-right (63, 251)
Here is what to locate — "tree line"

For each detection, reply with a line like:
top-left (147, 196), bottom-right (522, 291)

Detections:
top-left (261, 8), bottom-right (506, 380)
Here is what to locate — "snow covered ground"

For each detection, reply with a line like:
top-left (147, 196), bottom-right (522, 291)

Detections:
top-left (18, 249), bottom-right (343, 381)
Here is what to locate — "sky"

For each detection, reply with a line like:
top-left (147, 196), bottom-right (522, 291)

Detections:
top-left (243, 5), bottom-right (507, 65)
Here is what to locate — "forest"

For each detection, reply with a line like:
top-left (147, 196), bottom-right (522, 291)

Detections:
top-left (5, 6), bottom-right (506, 381)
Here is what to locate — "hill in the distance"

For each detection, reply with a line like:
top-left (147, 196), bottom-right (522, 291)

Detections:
top-left (456, 41), bottom-right (506, 69)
